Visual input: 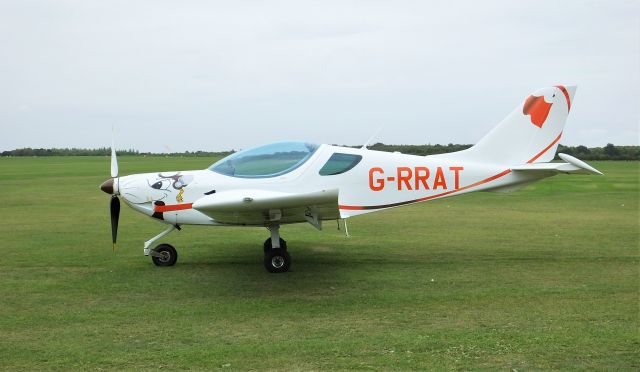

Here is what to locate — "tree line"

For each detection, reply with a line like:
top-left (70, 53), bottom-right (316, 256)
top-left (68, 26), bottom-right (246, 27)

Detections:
top-left (1, 143), bottom-right (638, 160)
top-left (0, 147), bottom-right (232, 158)
top-left (364, 143), bottom-right (639, 161)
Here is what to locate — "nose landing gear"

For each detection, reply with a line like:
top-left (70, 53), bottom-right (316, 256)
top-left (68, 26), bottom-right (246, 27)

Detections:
top-left (144, 224), bottom-right (180, 267)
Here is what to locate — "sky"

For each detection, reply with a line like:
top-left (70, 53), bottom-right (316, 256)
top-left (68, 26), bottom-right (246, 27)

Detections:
top-left (0, 0), bottom-right (638, 153)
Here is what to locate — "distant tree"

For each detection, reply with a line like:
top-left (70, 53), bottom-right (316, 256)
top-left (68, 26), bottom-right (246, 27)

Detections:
top-left (604, 143), bottom-right (620, 158)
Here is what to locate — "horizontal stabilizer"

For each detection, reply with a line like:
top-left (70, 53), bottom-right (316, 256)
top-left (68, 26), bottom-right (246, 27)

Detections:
top-left (511, 153), bottom-right (603, 175)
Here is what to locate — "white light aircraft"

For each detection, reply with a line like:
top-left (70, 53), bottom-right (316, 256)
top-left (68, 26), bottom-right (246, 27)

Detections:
top-left (100, 85), bottom-right (602, 273)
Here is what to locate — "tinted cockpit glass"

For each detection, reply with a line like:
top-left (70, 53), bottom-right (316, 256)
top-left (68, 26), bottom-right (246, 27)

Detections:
top-left (319, 153), bottom-right (362, 176)
top-left (209, 141), bottom-right (319, 178)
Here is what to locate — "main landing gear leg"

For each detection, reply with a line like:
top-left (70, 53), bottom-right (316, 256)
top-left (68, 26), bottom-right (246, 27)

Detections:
top-left (144, 224), bottom-right (180, 267)
top-left (263, 225), bottom-right (291, 273)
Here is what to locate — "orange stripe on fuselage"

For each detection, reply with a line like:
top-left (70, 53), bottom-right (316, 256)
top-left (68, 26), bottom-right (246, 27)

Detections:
top-left (154, 203), bottom-right (193, 212)
top-left (339, 169), bottom-right (512, 211)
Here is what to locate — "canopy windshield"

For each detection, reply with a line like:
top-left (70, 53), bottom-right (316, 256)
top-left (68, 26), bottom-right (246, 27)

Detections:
top-left (209, 141), bottom-right (320, 178)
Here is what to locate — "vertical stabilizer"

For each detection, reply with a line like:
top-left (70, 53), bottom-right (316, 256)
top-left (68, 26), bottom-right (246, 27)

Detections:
top-left (466, 85), bottom-right (576, 164)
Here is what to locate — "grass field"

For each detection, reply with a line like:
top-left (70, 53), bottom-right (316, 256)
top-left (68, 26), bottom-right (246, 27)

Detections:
top-left (0, 156), bottom-right (638, 370)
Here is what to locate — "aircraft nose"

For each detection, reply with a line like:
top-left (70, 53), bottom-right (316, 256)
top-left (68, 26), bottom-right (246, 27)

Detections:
top-left (100, 178), bottom-right (114, 195)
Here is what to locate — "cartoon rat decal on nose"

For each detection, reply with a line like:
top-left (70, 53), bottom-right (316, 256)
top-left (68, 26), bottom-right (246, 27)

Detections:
top-left (147, 173), bottom-right (194, 202)
top-left (147, 173), bottom-right (194, 220)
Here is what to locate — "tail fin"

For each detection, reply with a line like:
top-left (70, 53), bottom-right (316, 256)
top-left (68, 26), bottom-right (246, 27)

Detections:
top-left (467, 85), bottom-right (576, 164)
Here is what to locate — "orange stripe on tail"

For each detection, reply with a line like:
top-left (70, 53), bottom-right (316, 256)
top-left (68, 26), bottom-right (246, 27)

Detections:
top-left (555, 85), bottom-right (571, 112)
top-left (526, 131), bottom-right (562, 164)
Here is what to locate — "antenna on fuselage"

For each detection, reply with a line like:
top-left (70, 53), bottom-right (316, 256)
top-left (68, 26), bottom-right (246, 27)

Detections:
top-left (361, 125), bottom-right (384, 150)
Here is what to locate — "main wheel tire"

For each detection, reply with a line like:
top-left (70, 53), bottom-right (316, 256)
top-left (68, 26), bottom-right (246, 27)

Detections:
top-left (264, 248), bottom-right (291, 273)
top-left (263, 238), bottom-right (287, 253)
top-left (151, 244), bottom-right (178, 267)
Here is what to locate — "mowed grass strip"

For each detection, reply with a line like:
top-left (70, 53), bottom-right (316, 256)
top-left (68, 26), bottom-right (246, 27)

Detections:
top-left (0, 157), bottom-right (637, 370)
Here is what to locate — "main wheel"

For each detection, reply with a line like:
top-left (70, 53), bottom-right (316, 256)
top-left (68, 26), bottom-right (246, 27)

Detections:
top-left (264, 248), bottom-right (291, 273)
top-left (151, 243), bottom-right (178, 267)
top-left (263, 238), bottom-right (287, 253)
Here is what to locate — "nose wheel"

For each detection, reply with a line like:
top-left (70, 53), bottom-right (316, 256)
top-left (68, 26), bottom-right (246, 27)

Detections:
top-left (151, 243), bottom-right (178, 266)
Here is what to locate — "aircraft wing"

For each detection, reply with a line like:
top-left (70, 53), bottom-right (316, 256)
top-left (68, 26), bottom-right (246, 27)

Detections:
top-left (191, 188), bottom-right (339, 227)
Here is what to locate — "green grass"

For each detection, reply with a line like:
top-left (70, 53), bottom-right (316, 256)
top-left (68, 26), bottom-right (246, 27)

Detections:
top-left (0, 157), bottom-right (638, 370)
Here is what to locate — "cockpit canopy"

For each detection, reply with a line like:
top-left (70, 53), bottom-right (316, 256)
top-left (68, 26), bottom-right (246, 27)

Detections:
top-left (209, 141), bottom-right (320, 178)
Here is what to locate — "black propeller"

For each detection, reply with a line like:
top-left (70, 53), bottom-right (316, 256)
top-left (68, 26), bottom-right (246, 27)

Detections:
top-left (110, 194), bottom-right (120, 251)
top-left (100, 131), bottom-right (120, 252)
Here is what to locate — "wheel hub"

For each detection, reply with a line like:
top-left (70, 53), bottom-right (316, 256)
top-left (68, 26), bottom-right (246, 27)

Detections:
top-left (271, 255), bottom-right (285, 268)
top-left (159, 251), bottom-right (171, 263)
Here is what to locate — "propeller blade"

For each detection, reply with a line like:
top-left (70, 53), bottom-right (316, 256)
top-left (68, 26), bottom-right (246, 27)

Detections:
top-left (110, 129), bottom-right (118, 178)
top-left (110, 195), bottom-right (120, 251)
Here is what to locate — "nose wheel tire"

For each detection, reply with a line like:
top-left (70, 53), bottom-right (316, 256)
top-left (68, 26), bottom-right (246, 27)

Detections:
top-left (264, 248), bottom-right (291, 273)
top-left (151, 244), bottom-right (178, 267)
top-left (263, 237), bottom-right (287, 253)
